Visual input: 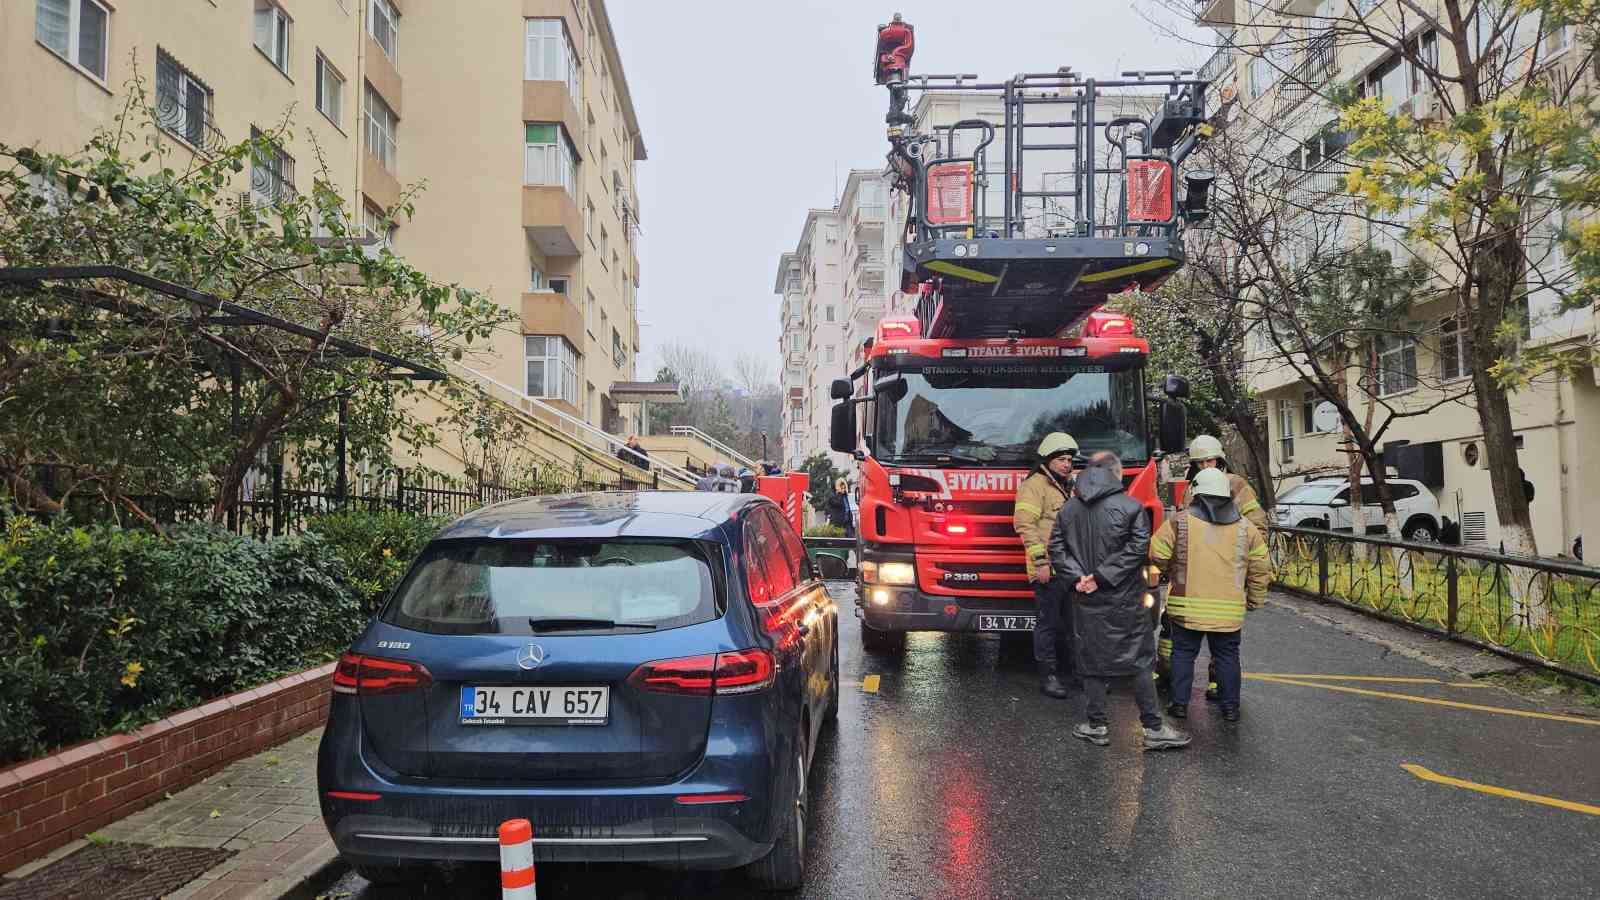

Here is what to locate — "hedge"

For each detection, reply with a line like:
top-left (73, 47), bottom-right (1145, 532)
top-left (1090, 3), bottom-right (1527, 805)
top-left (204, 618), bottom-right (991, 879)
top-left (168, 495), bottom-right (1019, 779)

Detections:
top-left (0, 509), bottom-right (441, 766)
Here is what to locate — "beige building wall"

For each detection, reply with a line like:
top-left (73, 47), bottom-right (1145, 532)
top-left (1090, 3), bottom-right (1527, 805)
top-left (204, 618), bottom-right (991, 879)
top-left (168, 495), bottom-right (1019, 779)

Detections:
top-left (1202, 0), bottom-right (1594, 555)
top-left (1, 0), bottom-right (657, 489)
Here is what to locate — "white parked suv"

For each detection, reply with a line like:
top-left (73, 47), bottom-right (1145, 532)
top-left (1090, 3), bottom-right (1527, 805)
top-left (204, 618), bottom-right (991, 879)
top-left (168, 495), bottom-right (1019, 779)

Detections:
top-left (1270, 476), bottom-right (1443, 542)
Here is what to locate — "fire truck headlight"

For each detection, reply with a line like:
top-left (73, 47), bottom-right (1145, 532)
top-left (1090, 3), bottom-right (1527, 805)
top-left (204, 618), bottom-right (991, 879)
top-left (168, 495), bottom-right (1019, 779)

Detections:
top-left (860, 561), bottom-right (878, 583)
top-left (877, 562), bottom-right (916, 585)
top-left (871, 588), bottom-right (892, 607)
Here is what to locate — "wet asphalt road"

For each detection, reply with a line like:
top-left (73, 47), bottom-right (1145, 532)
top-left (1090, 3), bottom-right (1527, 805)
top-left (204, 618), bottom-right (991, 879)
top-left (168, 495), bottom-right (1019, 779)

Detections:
top-left (313, 585), bottom-right (1600, 899)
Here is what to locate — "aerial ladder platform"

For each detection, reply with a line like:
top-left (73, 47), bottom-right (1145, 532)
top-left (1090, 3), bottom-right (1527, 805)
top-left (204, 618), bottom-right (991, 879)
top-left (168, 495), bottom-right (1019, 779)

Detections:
top-left (873, 15), bottom-right (1215, 339)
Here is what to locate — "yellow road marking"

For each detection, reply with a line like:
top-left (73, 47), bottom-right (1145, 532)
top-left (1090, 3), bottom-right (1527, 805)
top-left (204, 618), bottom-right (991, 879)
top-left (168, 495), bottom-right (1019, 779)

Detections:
top-left (861, 675), bottom-right (881, 693)
top-left (1251, 675), bottom-right (1600, 727)
top-left (1244, 674), bottom-right (1494, 688)
top-left (1402, 764), bottom-right (1600, 817)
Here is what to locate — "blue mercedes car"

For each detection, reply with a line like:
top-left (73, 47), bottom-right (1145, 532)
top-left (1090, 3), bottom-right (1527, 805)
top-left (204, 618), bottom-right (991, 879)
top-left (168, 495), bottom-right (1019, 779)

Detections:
top-left (316, 492), bottom-right (839, 892)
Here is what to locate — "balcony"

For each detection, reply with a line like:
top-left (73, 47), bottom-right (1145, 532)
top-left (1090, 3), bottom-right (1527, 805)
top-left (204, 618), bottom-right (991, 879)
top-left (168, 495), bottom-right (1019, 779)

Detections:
top-left (523, 185), bottom-right (583, 256)
top-left (1276, 0), bottom-right (1320, 15)
top-left (852, 203), bottom-right (886, 236)
top-left (520, 290), bottom-right (584, 348)
top-left (850, 292), bottom-right (885, 324)
top-left (1195, 0), bottom-right (1236, 26)
top-left (1275, 30), bottom-right (1338, 116)
top-left (522, 82), bottom-right (583, 151)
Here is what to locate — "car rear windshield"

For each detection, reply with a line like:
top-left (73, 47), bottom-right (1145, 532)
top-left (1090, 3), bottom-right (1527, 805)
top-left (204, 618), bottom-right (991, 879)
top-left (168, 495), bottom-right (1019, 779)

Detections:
top-left (382, 539), bottom-right (724, 635)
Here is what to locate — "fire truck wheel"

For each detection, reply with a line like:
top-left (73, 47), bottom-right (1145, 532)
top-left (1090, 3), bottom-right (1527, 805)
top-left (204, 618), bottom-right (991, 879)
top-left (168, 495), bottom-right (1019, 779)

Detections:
top-left (860, 624), bottom-right (906, 653)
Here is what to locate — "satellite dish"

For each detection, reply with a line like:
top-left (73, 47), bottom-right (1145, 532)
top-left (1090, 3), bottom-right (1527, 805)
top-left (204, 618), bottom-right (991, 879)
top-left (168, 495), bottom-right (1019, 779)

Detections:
top-left (1312, 401), bottom-right (1340, 434)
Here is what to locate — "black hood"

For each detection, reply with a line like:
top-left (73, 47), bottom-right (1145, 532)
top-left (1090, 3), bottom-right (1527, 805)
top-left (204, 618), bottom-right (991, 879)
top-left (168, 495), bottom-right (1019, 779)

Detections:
top-left (1074, 466), bottom-right (1124, 504)
top-left (1189, 493), bottom-right (1241, 525)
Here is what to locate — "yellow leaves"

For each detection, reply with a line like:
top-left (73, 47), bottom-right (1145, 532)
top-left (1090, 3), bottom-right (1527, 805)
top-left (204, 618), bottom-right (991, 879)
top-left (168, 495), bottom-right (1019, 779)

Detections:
top-left (106, 614), bottom-right (138, 641)
top-left (1197, 123), bottom-right (1215, 138)
top-left (120, 660), bottom-right (144, 688)
top-left (381, 548), bottom-right (393, 558)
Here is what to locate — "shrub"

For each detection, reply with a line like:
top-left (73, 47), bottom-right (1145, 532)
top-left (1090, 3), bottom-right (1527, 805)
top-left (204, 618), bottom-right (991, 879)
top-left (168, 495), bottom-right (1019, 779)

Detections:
top-left (307, 509), bottom-right (445, 612)
top-left (805, 524), bottom-right (846, 538)
top-left (0, 516), bottom-right (366, 765)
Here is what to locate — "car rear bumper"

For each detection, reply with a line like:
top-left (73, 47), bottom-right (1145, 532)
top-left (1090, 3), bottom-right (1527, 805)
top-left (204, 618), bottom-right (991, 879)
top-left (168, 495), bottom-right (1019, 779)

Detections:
top-left (329, 814), bottom-right (770, 870)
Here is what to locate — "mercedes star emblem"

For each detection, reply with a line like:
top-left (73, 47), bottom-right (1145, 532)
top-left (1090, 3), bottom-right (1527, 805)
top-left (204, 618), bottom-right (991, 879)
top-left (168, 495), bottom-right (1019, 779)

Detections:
top-left (516, 643), bottom-right (547, 670)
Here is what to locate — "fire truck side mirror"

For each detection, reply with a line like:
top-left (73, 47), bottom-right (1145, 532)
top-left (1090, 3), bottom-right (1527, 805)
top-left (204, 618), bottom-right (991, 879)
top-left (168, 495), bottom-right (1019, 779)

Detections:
top-left (830, 378), bottom-right (854, 401)
top-left (1159, 400), bottom-right (1187, 455)
top-left (1162, 374), bottom-right (1191, 399)
top-left (830, 402), bottom-right (858, 454)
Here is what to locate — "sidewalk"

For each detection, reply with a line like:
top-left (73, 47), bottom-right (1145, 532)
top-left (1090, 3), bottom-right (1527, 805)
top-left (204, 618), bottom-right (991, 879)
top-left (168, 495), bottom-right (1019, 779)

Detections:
top-left (0, 729), bottom-right (334, 900)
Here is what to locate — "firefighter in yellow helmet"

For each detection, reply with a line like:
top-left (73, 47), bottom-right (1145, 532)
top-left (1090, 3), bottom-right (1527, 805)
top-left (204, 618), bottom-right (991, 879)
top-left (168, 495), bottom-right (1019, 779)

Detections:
top-left (1150, 468), bottom-right (1271, 722)
top-left (1013, 432), bottom-right (1078, 698)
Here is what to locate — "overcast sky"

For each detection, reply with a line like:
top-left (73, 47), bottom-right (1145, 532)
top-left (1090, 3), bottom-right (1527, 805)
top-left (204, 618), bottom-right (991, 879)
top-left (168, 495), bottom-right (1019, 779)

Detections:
top-left (610, 1), bottom-right (1208, 382)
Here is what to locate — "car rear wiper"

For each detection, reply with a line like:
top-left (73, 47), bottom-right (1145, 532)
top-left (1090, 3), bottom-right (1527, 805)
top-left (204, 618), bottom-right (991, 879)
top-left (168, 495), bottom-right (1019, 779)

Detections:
top-left (528, 617), bottom-right (657, 632)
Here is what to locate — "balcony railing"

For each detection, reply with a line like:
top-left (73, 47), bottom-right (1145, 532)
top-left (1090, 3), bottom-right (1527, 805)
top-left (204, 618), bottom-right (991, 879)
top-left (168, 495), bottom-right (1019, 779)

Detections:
top-left (1197, 44), bottom-right (1235, 86)
top-left (1276, 30), bottom-right (1338, 114)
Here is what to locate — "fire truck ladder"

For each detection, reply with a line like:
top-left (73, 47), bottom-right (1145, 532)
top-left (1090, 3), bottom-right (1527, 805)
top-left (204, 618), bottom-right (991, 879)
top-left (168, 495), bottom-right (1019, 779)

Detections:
top-left (884, 69), bottom-right (1213, 340)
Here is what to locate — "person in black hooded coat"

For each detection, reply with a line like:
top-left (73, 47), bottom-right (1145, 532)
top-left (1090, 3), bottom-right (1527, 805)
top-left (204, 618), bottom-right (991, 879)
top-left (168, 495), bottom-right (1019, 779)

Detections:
top-left (1048, 453), bottom-right (1189, 749)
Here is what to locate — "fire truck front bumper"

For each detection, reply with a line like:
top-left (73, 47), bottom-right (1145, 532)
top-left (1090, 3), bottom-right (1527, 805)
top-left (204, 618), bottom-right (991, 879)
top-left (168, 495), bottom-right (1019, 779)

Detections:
top-left (856, 584), bottom-right (1038, 633)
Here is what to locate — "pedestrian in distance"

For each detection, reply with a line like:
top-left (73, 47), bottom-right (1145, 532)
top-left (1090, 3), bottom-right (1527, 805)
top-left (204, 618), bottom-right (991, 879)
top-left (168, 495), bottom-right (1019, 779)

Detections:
top-left (1050, 451), bottom-right (1191, 751)
top-left (1150, 467), bottom-right (1270, 723)
top-left (826, 478), bottom-right (856, 537)
top-left (1166, 434), bottom-right (1266, 702)
top-left (1013, 432), bottom-right (1080, 699)
top-left (738, 467), bottom-right (757, 493)
top-left (714, 464), bottom-right (741, 493)
top-left (694, 466), bottom-right (718, 492)
top-left (616, 435), bottom-right (651, 472)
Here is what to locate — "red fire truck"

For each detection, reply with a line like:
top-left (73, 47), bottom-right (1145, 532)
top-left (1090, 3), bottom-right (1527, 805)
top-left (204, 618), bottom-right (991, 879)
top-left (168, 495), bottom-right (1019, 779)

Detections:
top-left (831, 24), bottom-right (1214, 650)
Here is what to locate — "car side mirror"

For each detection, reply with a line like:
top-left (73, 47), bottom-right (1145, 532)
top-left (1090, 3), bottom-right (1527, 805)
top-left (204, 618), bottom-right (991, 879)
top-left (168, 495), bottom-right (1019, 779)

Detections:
top-left (1329, 498), bottom-right (1348, 508)
top-left (1158, 399), bottom-right (1186, 455)
top-left (829, 402), bottom-right (857, 453)
top-left (830, 378), bottom-right (853, 400)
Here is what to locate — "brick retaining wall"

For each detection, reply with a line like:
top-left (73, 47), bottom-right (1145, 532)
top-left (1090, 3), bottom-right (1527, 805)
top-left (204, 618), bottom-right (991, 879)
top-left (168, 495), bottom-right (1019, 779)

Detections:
top-left (0, 662), bottom-right (335, 875)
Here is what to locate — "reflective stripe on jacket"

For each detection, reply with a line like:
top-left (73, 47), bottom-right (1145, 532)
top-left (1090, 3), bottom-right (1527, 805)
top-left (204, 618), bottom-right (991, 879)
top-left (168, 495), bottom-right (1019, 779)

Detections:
top-left (1013, 469), bottom-right (1070, 569)
top-left (1150, 511), bottom-right (1271, 633)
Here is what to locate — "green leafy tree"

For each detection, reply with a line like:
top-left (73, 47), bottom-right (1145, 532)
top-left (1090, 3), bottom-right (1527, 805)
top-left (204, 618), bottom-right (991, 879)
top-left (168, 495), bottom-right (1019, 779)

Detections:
top-left (800, 452), bottom-right (847, 514)
top-left (0, 78), bottom-right (513, 524)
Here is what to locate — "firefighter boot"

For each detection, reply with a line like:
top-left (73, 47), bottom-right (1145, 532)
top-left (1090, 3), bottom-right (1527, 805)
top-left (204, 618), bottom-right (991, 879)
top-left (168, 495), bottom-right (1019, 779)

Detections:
top-left (1040, 668), bottom-right (1070, 700)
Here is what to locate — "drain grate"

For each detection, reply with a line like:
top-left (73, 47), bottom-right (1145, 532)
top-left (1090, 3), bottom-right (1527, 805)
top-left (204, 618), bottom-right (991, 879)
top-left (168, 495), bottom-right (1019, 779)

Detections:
top-left (0, 842), bottom-right (232, 900)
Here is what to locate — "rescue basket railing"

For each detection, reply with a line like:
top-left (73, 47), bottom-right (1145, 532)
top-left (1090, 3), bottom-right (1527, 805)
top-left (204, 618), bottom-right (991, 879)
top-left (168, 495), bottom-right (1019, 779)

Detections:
top-left (1267, 526), bottom-right (1600, 684)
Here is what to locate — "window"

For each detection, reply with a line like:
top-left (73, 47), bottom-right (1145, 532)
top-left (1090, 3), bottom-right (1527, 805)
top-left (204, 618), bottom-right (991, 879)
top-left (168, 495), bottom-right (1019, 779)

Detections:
top-left (364, 84), bottom-right (397, 172)
top-left (1364, 32), bottom-right (1437, 112)
top-left (156, 49), bottom-right (213, 149)
top-left (1301, 389), bottom-right (1322, 434)
top-left (585, 289), bottom-right (597, 335)
top-left (825, 305), bottom-right (836, 323)
top-left (525, 335), bottom-right (580, 405)
top-left (549, 277), bottom-right (569, 295)
top-left (253, 2), bottom-right (291, 74)
top-left (612, 327), bottom-right (625, 368)
top-left (1374, 333), bottom-right (1418, 396)
top-left (523, 123), bottom-right (577, 196)
top-left (744, 513), bottom-right (795, 602)
top-left (1277, 399), bottom-right (1295, 462)
top-left (587, 382), bottom-right (597, 424)
top-left (368, 0), bottom-right (398, 63)
top-left (362, 204), bottom-right (394, 249)
top-left (585, 198), bottom-right (596, 245)
top-left (763, 507), bottom-right (811, 586)
top-left (37, 0), bottom-right (107, 80)
top-left (524, 18), bottom-right (579, 98)
top-left (600, 225), bottom-right (609, 259)
top-left (1248, 42), bottom-right (1294, 98)
top-left (315, 53), bottom-right (344, 127)
top-left (529, 262), bottom-right (545, 292)
top-left (1391, 483), bottom-right (1420, 501)
top-left (1439, 316), bottom-right (1471, 381)
top-left (824, 346), bottom-right (836, 364)
top-left (249, 128), bottom-right (296, 203)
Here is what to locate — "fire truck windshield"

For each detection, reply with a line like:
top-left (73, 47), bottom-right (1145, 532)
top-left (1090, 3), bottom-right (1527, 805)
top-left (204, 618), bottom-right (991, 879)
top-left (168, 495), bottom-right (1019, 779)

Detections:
top-left (872, 362), bottom-right (1148, 467)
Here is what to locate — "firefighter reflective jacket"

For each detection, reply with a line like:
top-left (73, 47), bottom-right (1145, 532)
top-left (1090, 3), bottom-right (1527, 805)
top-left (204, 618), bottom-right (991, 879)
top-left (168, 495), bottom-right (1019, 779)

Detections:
top-left (1013, 468), bottom-right (1071, 573)
top-left (1229, 473), bottom-right (1267, 533)
top-left (1150, 495), bottom-right (1271, 632)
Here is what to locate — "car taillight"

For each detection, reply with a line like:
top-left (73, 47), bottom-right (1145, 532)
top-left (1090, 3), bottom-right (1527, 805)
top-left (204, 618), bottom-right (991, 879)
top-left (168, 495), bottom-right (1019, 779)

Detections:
top-left (331, 652), bottom-right (433, 696)
top-left (627, 649), bottom-right (776, 696)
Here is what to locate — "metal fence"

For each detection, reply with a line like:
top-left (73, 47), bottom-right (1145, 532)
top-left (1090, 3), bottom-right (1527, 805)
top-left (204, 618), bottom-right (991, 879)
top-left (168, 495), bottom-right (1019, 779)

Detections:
top-left (1268, 526), bottom-right (1600, 684)
top-left (32, 462), bottom-right (630, 539)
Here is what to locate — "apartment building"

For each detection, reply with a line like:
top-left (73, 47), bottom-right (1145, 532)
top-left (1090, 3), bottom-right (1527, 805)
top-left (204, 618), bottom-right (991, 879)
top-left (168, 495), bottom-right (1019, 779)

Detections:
top-left (1, 0), bottom-right (648, 481)
top-left (1194, 0), bottom-right (1595, 555)
top-left (773, 170), bottom-right (898, 472)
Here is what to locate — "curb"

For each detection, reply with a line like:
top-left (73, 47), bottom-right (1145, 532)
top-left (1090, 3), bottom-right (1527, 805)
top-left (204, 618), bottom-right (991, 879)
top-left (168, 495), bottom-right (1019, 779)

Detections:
top-left (241, 842), bottom-right (342, 900)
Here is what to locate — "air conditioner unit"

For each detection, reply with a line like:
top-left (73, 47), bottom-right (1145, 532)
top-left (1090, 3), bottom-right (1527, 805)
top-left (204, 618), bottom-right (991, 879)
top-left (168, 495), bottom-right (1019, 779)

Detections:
top-left (1396, 98), bottom-right (1416, 120)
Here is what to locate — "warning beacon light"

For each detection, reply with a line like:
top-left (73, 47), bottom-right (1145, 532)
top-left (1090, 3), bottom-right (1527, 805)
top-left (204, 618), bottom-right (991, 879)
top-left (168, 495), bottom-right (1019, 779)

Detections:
top-left (877, 316), bottom-right (922, 342)
top-left (1082, 310), bottom-right (1136, 338)
top-left (1181, 170), bottom-right (1216, 225)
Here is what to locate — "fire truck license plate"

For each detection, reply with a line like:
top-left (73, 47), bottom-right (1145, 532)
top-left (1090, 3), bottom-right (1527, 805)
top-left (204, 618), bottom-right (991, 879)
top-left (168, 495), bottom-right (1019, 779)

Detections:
top-left (977, 615), bottom-right (1036, 631)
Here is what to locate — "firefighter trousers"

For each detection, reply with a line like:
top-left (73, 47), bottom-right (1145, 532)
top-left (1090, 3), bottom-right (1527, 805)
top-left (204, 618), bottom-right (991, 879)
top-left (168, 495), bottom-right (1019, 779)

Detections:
top-left (1033, 578), bottom-right (1075, 679)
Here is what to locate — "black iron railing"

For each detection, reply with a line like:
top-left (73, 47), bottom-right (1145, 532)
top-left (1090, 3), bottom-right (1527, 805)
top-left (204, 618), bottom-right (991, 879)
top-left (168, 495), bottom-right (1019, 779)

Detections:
top-left (1268, 526), bottom-right (1600, 683)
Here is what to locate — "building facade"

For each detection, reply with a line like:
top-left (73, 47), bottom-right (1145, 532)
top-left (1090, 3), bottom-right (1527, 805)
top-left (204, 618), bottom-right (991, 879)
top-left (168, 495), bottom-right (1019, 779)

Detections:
top-left (1195, 0), bottom-right (1595, 555)
top-left (1, 0), bottom-right (650, 482)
